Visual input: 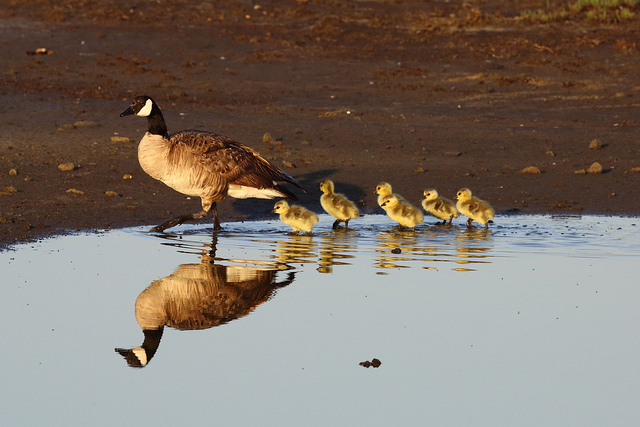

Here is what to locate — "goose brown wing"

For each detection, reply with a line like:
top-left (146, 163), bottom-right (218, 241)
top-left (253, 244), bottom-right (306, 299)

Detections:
top-left (169, 130), bottom-right (304, 193)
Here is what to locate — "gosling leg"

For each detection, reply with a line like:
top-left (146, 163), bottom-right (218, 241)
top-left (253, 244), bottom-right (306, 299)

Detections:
top-left (332, 219), bottom-right (341, 229)
top-left (466, 218), bottom-right (473, 228)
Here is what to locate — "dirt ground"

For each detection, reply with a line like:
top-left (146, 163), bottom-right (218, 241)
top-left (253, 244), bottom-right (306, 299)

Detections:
top-left (1, 0), bottom-right (640, 249)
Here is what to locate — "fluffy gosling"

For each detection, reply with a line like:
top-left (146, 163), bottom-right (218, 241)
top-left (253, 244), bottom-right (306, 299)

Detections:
top-left (273, 200), bottom-right (319, 234)
top-left (455, 188), bottom-right (495, 229)
top-left (319, 180), bottom-right (359, 229)
top-left (381, 195), bottom-right (424, 231)
top-left (375, 182), bottom-right (405, 211)
top-left (422, 189), bottom-right (459, 225)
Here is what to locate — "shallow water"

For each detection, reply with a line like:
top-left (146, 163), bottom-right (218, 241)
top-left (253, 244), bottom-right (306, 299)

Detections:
top-left (2, 214), bottom-right (640, 426)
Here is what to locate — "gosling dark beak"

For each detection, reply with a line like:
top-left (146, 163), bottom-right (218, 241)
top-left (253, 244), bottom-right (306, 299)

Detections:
top-left (119, 106), bottom-right (135, 117)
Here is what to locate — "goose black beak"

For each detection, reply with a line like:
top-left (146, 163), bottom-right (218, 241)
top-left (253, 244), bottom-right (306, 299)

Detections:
top-left (119, 106), bottom-right (135, 117)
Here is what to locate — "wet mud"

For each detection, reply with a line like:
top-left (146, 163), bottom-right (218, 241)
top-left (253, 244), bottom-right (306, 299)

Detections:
top-left (1, 1), bottom-right (640, 248)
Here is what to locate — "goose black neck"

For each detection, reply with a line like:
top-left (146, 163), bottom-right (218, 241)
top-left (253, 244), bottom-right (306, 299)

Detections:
top-left (147, 104), bottom-right (169, 137)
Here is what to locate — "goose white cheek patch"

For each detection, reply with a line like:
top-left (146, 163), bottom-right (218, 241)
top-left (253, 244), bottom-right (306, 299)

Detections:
top-left (136, 99), bottom-right (153, 117)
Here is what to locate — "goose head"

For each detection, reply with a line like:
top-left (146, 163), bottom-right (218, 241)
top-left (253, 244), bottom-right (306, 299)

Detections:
top-left (120, 95), bottom-right (156, 117)
top-left (456, 188), bottom-right (472, 201)
top-left (380, 195), bottom-right (399, 208)
top-left (272, 200), bottom-right (290, 214)
top-left (423, 189), bottom-right (439, 201)
top-left (320, 180), bottom-right (335, 194)
top-left (375, 182), bottom-right (392, 195)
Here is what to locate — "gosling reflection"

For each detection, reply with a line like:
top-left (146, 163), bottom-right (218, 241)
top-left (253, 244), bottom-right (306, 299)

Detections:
top-left (453, 227), bottom-right (494, 271)
top-left (116, 260), bottom-right (295, 368)
top-left (273, 234), bottom-right (318, 265)
top-left (317, 236), bottom-right (357, 274)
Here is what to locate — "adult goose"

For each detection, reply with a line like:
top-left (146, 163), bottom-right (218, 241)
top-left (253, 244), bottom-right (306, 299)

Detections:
top-left (120, 95), bottom-right (304, 232)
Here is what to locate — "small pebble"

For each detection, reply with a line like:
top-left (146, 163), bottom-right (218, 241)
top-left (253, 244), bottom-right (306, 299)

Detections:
top-left (0, 186), bottom-right (17, 196)
top-left (520, 166), bottom-right (541, 174)
top-left (586, 162), bottom-right (603, 174)
top-left (546, 150), bottom-right (555, 157)
top-left (263, 132), bottom-right (281, 146)
top-left (123, 174), bottom-right (133, 180)
top-left (58, 163), bottom-right (75, 172)
top-left (359, 358), bottom-right (382, 368)
top-left (589, 139), bottom-right (602, 150)
top-left (9, 168), bottom-right (18, 176)
top-left (66, 188), bottom-right (84, 195)
top-left (110, 136), bottom-right (130, 143)
top-left (282, 160), bottom-right (295, 168)
top-left (105, 191), bottom-right (119, 197)
top-left (73, 120), bottom-right (99, 128)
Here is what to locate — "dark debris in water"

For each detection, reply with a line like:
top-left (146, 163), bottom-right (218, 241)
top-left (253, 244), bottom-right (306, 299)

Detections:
top-left (360, 358), bottom-right (382, 368)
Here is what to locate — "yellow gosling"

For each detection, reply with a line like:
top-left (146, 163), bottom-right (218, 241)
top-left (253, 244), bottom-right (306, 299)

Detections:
top-left (273, 200), bottom-right (319, 234)
top-left (374, 182), bottom-right (405, 211)
top-left (422, 189), bottom-right (459, 225)
top-left (381, 195), bottom-right (424, 231)
top-left (319, 180), bottom-right (359, 229)
top-left (455, 188), bottom-right (495, 229)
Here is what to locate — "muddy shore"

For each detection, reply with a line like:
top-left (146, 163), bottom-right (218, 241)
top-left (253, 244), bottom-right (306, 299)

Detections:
top-left (1, 0), bottom-right (639, 249)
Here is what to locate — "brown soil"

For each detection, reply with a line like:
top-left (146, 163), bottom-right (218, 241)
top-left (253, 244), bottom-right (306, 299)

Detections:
top-left (1, 0), bottom-right (640, 248)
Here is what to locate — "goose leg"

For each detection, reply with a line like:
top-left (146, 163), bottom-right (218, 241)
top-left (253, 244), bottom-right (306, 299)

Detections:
top-left (466, 218), bottom-right (473, 228)
top-left (151, 209), bottom-right (209, 233)
top-left (211, 202), bottom-right (222, 231)
top-left (332, 219), bottom-right (341, 229)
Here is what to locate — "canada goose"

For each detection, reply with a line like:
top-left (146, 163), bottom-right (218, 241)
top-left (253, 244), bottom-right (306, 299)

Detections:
top-left (115, 261), bottom-right (294, 368)
top-left (374, 182), bottom-right (406, 211)
top-left (119, 95), bottom-right (304, 232)
top-left (455, 188), bottom-right (495, 228)
top-left (422, 189), bottom-right (459, 225)
top-left (272, 200), bottom-right (318, 234)
top-left (319, 180), bottom-right (359, 229)
top-left (381, 195), bottom-right (423, 231)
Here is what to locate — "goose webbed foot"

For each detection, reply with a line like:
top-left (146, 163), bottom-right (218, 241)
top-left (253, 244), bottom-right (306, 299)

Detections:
top-left (150, 210), bottom-right (209, 233)
top-left (332, 219), bottom-right (341, 229)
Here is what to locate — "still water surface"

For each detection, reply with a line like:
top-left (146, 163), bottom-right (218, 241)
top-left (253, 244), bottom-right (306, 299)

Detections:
top-left (2, 214), bottom-right (640, 426)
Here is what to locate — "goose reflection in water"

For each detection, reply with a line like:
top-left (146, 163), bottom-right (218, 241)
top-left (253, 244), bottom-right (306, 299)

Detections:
top-left (116, 241), bottom-right (295, 368)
